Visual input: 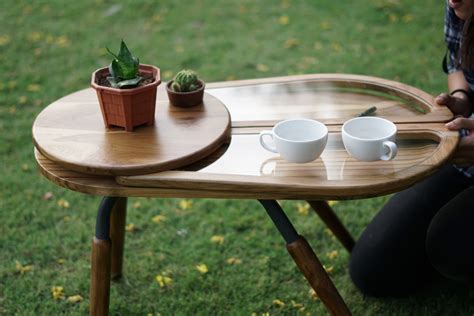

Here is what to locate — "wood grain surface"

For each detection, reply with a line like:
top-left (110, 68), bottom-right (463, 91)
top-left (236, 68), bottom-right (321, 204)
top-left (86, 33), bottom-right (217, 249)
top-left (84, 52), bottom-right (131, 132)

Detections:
top-left (34, 74), bottom-right (465, 200)
top-left (33, 87), bottom-right (231, 176)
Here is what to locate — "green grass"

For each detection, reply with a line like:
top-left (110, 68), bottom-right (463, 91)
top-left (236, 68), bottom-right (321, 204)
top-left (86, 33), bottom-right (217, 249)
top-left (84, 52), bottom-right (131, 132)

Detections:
top-left (1, 0), bottom-right (473, 315)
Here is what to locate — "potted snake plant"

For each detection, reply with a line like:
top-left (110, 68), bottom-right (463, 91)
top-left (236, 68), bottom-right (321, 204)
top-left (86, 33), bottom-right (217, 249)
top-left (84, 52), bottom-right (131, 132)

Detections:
top-left (91, 40), bottom-right (161, 131)
top-left (166, 69), bottom-right (205, 107)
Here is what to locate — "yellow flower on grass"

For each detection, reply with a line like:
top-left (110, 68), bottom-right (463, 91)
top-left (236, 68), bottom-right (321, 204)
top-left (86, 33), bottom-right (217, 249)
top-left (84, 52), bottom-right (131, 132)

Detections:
top-left (291, 300), bottom-right (304, 310)
top-left (155, 274), bottom-right (173, 288)
top-left (284, 38), bottom-right (300, 49)
top-left (226, 257), bottom-right (242, 265)
top-left (55, 35), bottom-right (70, 47)
top-left (15, 261), bottom-right (33, 275)
top-left (272, 299), bottom-right (285, 307)
top-left (67, 295), bottom-right (83, 303)
top-left (402, 14), bottom-right (413, 23)
top-left (27, 84), bottom-right (41, 92)
top-left (132, 201), bottom-right (142, 209)
top-left (125, 223), bottom-right (136, 232)
top-left (0, 35), bottom-right (10, 46)
top-left (331, 42), bottom-right (342, 53)
top-left (27, 32), bottom-right (43, 42)
top-left (324, 228), bottom-right (334, 236)
top-left (57, 258), bottom-right (65, 264)
top-left (323, 265), bottom-right (334, 273)
top-left (196, 263), bottom-right (208, 274)
top-left (326, 250), bottom-right (338, 260)
top-left (57, 199), bottom-right (70, 209)
top-left (296, 202), bottom-right (309, 215)
top-left (179, 199), bottom-right (193, 210)
top-left (278, 15), bottom-right (289, 25)
top-left (152, 215), bottom-right (167, 223)
top-left (19, 96), bottom-right (28, 104)
top-left (327, 200), bottom-right (338, 207)
top-left (388, 13), bottom-right (398, 23)
top-left (51, 286), bottom-right (65, 300)
top-left (308, 288), bottom-right (319, 300)
top-left (210, 235), bottom-right (224, 245)
top-left (256, 64), bottom-right (269, 72)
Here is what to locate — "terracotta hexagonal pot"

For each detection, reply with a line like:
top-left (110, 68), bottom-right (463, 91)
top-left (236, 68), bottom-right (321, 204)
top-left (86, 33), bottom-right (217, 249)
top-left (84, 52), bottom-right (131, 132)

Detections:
top-left (91, 64), bottom-right (161, 132)
top-left (166, 79), bottom-right (205, 107)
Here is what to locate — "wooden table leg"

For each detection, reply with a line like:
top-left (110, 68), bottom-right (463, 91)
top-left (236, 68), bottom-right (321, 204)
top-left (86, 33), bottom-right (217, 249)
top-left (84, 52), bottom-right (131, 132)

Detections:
top-left (307, 200), bottom-right (355, 252)
top-left (90, 197), bottom-right (117, 316)
top-left (259, 200), bottom-right (351, 316)
top-left (90, 237), bottom-right (112, 316)
top-left (287, 236), bottom-right (351, 316)
top-left (110, 197), bottom-right (127, 280)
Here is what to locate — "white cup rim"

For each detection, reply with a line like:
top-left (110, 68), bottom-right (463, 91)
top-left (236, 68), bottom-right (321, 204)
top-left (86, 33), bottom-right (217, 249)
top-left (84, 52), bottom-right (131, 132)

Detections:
top-left (342, 116), bottom-right (396, 141)
top-left (273, 118), bottom-right (328, 143)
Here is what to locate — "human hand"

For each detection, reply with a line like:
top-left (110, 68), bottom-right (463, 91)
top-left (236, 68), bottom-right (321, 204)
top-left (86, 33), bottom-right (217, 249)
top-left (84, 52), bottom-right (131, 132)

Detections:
top-left (435, 92), bottom-right (472, 117)
top-left (446, 116), bottom-right (474, 148)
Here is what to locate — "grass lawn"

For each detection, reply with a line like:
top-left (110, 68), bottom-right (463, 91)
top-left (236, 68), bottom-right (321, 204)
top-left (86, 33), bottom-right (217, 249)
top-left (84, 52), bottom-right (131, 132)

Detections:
top-left (1, 0), bottom-right (473, 315)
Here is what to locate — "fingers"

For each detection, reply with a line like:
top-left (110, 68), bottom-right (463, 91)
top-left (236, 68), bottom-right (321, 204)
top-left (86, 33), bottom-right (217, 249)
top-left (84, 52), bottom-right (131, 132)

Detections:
top-left (435, 93), bottom-right (455, 107)
top-left (446, 117), bottom-right (474, 130)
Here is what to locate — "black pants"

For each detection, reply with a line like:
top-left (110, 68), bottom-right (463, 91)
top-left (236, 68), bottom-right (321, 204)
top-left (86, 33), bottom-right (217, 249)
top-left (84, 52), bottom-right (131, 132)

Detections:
top-left (349, 165), bottom-right (474, 297)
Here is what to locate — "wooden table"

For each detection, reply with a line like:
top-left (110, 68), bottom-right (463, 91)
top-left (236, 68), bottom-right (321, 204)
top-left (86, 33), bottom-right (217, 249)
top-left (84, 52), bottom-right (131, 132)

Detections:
top-left (33, 74), bottom-right (469, 315)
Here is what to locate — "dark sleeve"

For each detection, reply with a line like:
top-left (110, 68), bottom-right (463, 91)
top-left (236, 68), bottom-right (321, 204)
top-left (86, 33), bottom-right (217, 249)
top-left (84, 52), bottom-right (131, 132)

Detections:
top-left (444, 1), bottom-right (463, 73)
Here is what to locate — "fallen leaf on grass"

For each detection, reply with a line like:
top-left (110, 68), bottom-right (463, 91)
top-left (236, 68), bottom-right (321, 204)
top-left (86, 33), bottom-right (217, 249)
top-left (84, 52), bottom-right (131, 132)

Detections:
top-left (272, 299), bottom-right (285, 307)
top-left (179, 199), bottom-right (193, 210)
top-left (125, 223), bottom-right (137, 232)
top-left (152, 215), bottom-right (166, 223)
top-left (326, 250), bottom-right (338, 260)
top-left (51, 286), bottom-right (65, 300)
top-left (155, 274), bottom-right (173, 288)
top-left (226, 257), bottom-right (242, 265)
top-left (57, 199), bottom-right (70, 208)
top-left (196, 264), bottom-right (208, 274)
top-left (67, 295), bottom-right (83, 303)
top-left (15, 261), bottom-right (33, 275)
top-left (210, 235), bottom-right (224, 245)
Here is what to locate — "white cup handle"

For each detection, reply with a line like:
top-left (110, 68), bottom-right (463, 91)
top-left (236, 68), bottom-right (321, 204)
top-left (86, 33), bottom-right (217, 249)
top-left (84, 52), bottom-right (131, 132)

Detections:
top-left (380, 141), bottom-right (397, 161)
top-left (259, 131), bottom-right (278, 153)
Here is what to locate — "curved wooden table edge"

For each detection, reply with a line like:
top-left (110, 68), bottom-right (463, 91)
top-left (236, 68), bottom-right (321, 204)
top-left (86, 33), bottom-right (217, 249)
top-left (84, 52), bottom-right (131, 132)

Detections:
top-left (33, 120), bottom-right (232, 177)
top-left (36, 126), bottom-right (460, 200)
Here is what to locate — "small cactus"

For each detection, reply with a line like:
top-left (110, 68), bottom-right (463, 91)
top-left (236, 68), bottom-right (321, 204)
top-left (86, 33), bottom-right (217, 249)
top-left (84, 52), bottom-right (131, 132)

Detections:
top-left (172, 70), bottom-right (201, 92)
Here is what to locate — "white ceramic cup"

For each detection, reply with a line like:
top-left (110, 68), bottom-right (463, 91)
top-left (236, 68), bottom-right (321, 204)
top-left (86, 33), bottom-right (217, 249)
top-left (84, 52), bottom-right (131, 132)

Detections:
top-left (342, 116), bottom-right (397, 161)
top-left (259, 118), bottom-right (328, 163)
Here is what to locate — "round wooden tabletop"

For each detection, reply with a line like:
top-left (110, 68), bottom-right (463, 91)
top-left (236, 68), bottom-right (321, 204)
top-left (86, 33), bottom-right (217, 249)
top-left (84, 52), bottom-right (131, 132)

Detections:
top-left (33, 87), bottom-right (231, 176)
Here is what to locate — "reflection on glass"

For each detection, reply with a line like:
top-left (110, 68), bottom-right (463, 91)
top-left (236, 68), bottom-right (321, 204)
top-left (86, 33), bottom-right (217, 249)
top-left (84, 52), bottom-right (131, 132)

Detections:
top-left (207, 80), bottom-right (428, 124)
top-left (199, 133), bottom-right (439, 182)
